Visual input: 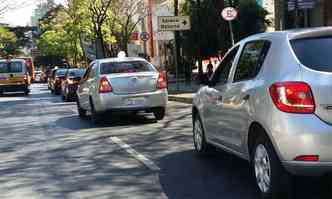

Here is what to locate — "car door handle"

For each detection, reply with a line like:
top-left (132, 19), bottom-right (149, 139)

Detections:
top-left (243, 94), bottom-right (250, 101)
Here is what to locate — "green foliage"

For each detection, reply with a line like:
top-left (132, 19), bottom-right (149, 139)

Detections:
top-left (0, 27), bottom-right (18, 56)
top-left (233, 0), bottom-right (270, 40)
top-left (180, 0), bottom-right (269, 60)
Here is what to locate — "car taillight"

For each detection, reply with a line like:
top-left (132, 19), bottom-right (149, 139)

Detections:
top-left (99, 77), bottom-right (112, 93)
top-left (269, 82), bottom-right (315, 113)
top-left (157, 71), bottom-right (167, 89)
top-left (294, 155), bottom-right (319, 162)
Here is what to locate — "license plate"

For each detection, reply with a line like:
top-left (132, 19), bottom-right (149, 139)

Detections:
top-left (124, 97), bottom-right (146, 106)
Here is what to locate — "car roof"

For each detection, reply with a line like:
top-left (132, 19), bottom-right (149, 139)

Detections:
top-left (239, 27), bottom-right (332, 44)
top-left (97, 57), bottom-right (148, 64)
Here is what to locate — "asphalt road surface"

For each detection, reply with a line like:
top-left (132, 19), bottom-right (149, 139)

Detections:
top-left (0, 84), bottom-right (332, 199)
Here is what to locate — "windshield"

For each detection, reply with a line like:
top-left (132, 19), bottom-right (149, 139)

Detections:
top-left (291, 37), bottom-right (332, 72)
top-left (0, 62), bottom-right (24, 73)
top-left (56, 69), bottom-right (66, 76)
top-left (68, 69), bottom-right (86, 77)
top-left (100, 61), bottom-right (155, 74)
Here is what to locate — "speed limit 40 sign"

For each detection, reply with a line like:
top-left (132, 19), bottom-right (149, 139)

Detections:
top-left (222, 7), bottom-right (238, 21)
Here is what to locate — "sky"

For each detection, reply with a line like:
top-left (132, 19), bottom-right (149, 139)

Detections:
top-left (0, 0), bottom-right (64, 27)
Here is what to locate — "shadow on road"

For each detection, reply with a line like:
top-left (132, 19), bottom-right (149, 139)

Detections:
top-left (157, 149), bottom-right (332, 199)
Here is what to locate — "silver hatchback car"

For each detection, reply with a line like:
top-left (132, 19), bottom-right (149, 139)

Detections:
top-left (77, 57), bottom-right (168, 123)
top-left (192, 27), bottom-right (332, 198)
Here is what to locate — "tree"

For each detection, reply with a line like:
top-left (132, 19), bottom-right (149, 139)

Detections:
top-left (30, 0), bottom-right (55, 26)
top-left (180, 0), bottom-right (269, 80)
top-left (85, 0), bottom-right (113, 58)
top-left (0, 27), bottom-right (18, 56)
top-left (109, 0), bottom-right (146, 53)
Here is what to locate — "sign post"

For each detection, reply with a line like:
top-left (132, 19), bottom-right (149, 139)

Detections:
top-left (158, 16), bottom-right (191, 90)
top-left (222, 7), bottom-right (238, 46)
top-left (140, 32), bottom-right (150, 59)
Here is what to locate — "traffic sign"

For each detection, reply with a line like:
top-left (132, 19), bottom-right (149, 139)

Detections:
top-left (222, 7), bottom-right (238, 21)
top-left (140, 32), bottom-right (150, 42)
top-left (158, 16), bottom-right (191, 31)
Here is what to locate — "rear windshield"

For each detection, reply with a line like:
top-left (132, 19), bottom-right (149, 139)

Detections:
top-left (100, 61), bottom-right (155, 74)
top-left (56, 69), bottom-right (67, 76)
top-left (67, 69), bottom-right (85, 77)
top-left (0, 62), bottom-right (24, 73)
top-left (291, 37), bottom-right (332, 72)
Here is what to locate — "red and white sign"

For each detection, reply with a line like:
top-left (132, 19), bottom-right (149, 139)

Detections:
top-left (221, 7), bottom-right (238, 21)
top-left (130, 32), bottom-right (139, 41)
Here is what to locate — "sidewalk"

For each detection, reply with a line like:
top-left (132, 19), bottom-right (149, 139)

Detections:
top-left (168, 81), bottom-right (201, 104)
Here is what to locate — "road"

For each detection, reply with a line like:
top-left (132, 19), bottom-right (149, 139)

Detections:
top-left (0, 84), bottom-right (331, 199)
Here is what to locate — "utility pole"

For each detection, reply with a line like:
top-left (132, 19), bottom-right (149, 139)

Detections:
top-left (196, 0), bottom-right (203, 83)
top-left (174, 0), bottom-right (180, 90)
top-left (294, 0), bottom-right (300, 28)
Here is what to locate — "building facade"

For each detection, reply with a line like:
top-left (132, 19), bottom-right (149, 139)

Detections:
top-left (275, 0), bottom-right (332, 30)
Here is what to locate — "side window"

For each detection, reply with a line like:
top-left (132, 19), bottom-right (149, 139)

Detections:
top-left (233, 40), bottom-right (271, 82)
top-left (212, 46), bottom-right (239, 85)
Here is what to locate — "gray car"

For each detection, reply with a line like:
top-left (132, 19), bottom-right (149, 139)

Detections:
top-left (192, 27), bottom-right (332, 198)
top-left (77, 57), bottom-right (168, 123)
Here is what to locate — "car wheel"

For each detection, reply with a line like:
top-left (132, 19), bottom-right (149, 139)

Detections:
top-left (193, 114), bottom-right (214, 155)
top-left (24, 89), bottom-right (30, 96)
top-left (153, 108), bottom-right (165, 120)
top-left (251, 135), bottom-right (292, 199)
top-left (77, 99), bottom-right (86, 118)
top-left (90, 99), bottom-right (102, 124)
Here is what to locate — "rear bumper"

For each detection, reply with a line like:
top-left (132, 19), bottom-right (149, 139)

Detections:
top-left (283, 161), bottom-right (332, 176)
top-left (0, 84), bottom-right (28, 92)
top-left (94, 89), bottom-right (168, 112)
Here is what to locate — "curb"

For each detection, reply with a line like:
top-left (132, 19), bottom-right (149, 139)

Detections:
top-left (168, 95), bottom-right (193, 104)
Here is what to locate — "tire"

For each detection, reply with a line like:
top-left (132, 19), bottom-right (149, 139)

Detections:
top-left (153, 108), bottom-right (166, 120)
top-left (24, 89), bottom-right (30, 96)
top-left (193, 114), bottom-right (214, 155)
top-left (251, 135), bottom-right (292, 199)
top-left (90, 99), bottom-right (102, 124)
top-left (77, 99), bottom-right (86, 118)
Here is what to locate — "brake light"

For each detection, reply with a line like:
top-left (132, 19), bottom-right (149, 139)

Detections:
top-left (99, 77), bottom-right (112, 93)
top-left (269, 82), bottom-right (315, 113)
top-left (294, 155), bottom-right (319, 162)
top-left (157, 71), bottom-right (167, 89)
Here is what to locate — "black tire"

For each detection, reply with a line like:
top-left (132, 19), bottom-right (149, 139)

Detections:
top-left (77, 99), bottom-right (86, 118)
top-left (153, 108), bottom-right (166, 120)
top-left (90, 99), bottom-right (102, 124)
top-left (193, 113), bottom-right (214, 155)
top-left (24, 89), bottom-right (30, 96)
top-left (251, 135), bottom-right (292, 199)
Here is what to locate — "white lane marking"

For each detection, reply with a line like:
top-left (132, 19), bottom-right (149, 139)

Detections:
top-left (110, 137), bottom-right (160, 172)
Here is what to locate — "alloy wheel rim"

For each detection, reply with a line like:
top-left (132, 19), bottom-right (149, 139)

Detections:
top-left (194, 119), bottom-right (203, 151)
top-left (254, 144), bottom-right (271, 193)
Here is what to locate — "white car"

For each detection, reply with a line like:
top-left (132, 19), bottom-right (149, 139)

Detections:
top-left (76, 57), bottom-right (168, 123)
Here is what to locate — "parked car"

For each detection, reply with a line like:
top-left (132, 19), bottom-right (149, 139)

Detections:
top-left (0, 59), bottom-right (31, 95)
top-left (76, 57), bottom-right (168, 123)
top-left (192, 27), bottom-right (332, 198)
top-left (61, 68), bottom-right (86, 101)
top-left (49, 68), bottom-right (67, 95)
